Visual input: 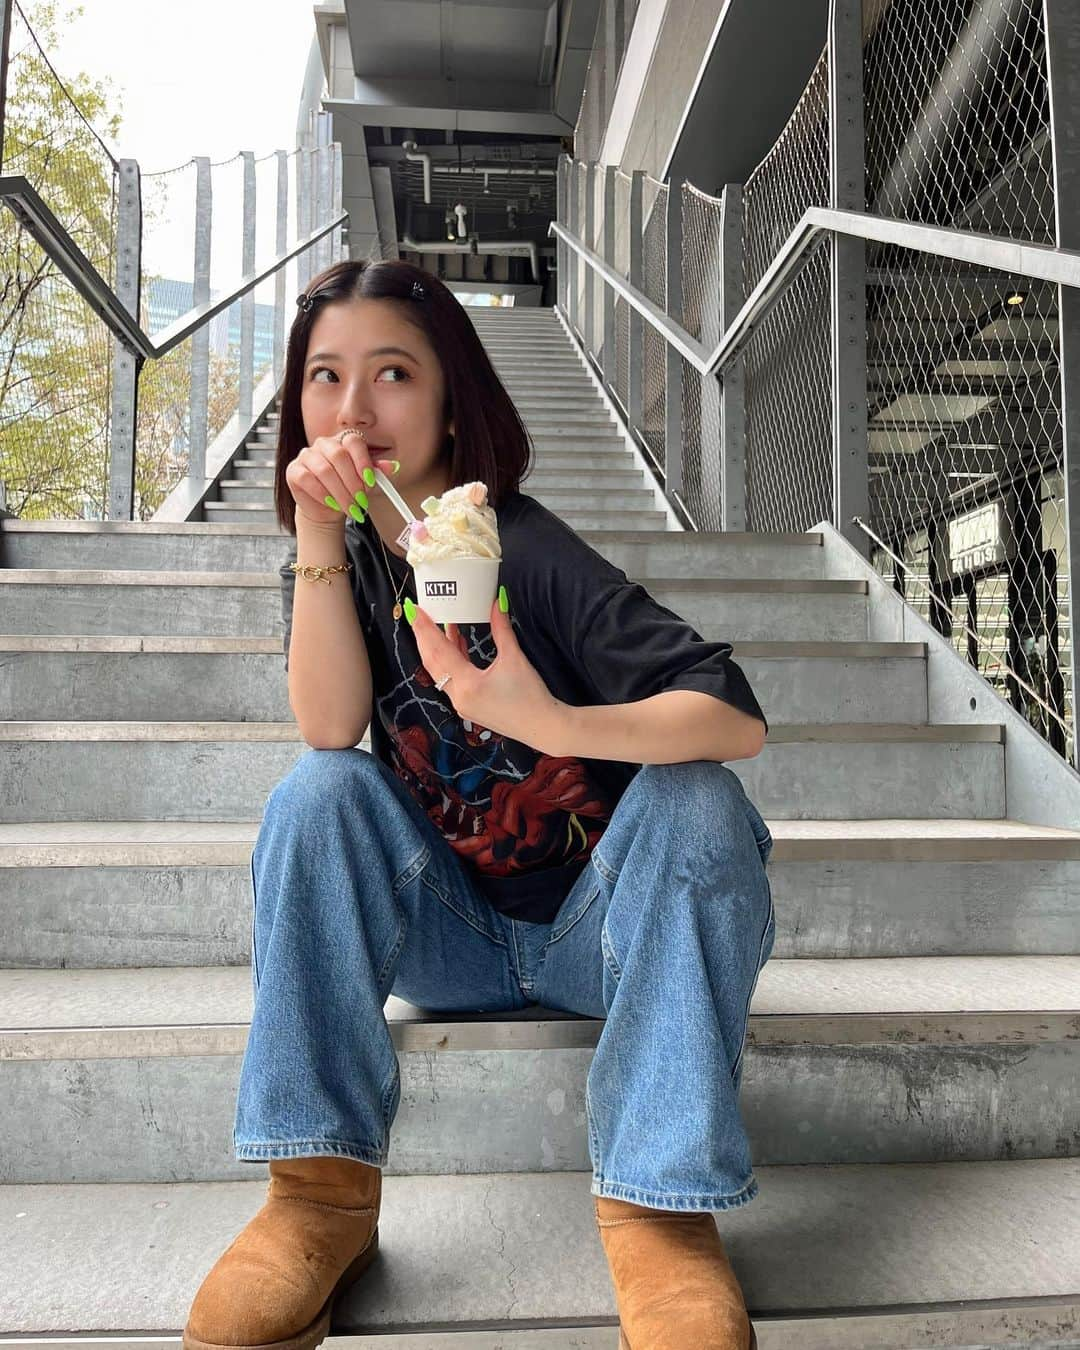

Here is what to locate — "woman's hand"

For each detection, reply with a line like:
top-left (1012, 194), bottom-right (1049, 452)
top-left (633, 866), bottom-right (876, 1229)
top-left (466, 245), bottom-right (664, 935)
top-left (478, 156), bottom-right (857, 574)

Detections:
top-left (407, 591), bottom-right (567, 756)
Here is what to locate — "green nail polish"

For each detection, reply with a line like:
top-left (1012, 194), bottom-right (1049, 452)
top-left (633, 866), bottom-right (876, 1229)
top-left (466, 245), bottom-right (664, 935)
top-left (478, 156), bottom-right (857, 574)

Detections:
top-left (403, 597), bottom-right (417, 625)
top-left (498, 585), bottom-right (509, 614)
top-left (325, 494), bottom-right (342, 513)
top-left (348, 504), bottom-right (366, 524)
top-left (391, 459), bottom-right (401, 475)
top-left (354, 490), bottom-right (368, 509)
top-left (363, 467), bottom-right (376, 487)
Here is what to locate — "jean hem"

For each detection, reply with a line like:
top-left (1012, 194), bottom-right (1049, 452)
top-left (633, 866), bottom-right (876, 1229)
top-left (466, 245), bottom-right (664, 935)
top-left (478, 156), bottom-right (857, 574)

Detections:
top-left (234, 1139), bottom-right (388, 1166)
top-left (590, 1172), bottom-right (759, 1212)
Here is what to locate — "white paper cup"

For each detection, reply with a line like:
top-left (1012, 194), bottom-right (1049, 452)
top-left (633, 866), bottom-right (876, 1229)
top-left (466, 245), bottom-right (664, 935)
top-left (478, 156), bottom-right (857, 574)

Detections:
top-left (412, 556), bottom-right (501, 623)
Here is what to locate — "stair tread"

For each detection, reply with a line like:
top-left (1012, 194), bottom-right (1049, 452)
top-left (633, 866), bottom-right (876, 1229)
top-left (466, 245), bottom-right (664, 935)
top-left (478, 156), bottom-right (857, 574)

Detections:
top-left (0, 721), bottom-right (1005, 743)
top-left (1, 815), bottom-right (1072, 847)
top-left (3, 1161), bottom-right (1078, 1334)
top-left (0, 638), bottom-right (926, 656)
top-left (4, 956), bottom-right (1078, 1033)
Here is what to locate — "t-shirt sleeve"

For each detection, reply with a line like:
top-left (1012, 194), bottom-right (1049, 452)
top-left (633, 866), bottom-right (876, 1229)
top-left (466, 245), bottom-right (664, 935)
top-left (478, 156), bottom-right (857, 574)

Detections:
top-left (573, 579), bottom-right (769, 735)
top-left (526, 506), bottom-right (768, 735)
top-left (279, 544), bottom-right (297, 674)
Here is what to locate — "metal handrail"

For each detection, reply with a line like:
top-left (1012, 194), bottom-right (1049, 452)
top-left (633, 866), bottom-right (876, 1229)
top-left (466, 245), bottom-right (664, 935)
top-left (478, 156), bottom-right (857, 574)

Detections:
top-left (549, 204), bottom-right (1080, 382)
top-left (0, 173), bottom-right (347, 360)
top-left (852, 514), bottom-right (1072, 743)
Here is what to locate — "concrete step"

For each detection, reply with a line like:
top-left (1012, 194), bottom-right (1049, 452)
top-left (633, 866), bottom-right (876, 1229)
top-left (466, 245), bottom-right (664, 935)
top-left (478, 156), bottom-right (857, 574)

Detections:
top-left (0, 570), bottom-right (871, 641)
top-left (230, 460), bottom-right (643, 492)
top-left (217, 479), bottom-right (658, 514)
top-left (0, 521), bottom-right (830, 580)
top-left (3, 1162), bottom-right (1078, 1343)
top-left (202, 503), bottom-right (673, 529)
top-left (0, 638), bottom-right (928, 725)
top-left (2, 958), bottom-right (1077, 1181)
top-left (0, 722), bottom-right (1005, 822)
top-left (3, 818), bottom-right (1078, 970)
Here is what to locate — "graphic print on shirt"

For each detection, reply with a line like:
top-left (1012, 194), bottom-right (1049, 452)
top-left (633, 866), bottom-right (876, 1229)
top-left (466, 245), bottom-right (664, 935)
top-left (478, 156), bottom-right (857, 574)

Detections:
top-left (375, 616), bottom-right (614, 878)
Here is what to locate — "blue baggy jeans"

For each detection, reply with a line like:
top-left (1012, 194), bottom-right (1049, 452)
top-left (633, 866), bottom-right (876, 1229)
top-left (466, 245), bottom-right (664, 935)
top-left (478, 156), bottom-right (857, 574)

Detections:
top-left (235, 747), bottom-right (776, 1213)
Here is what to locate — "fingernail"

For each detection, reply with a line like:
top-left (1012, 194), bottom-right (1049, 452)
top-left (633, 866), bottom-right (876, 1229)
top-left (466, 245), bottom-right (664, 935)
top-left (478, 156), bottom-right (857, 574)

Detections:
top-left (325, 494), bottom-right (342, 513)
top-left (391, 459), bottom-right (401, 475)
top-left (363, 467), bottom-right (376, 487)
top-left (498, 584), bottom-right (509, 614)
top-left (403, 597), bottom-right (417, 625)
top-left (348, 504), bottom-right (366, 524)
top-left (354, 490), bottom-right (368, 510)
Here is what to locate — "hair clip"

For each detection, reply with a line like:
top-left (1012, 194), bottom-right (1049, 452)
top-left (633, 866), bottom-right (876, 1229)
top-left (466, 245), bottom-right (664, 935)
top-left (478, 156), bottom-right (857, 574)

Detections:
top-left (296, 293), bottom-right (314, 313)
top-left (411, 280), bottom-right (426, 301)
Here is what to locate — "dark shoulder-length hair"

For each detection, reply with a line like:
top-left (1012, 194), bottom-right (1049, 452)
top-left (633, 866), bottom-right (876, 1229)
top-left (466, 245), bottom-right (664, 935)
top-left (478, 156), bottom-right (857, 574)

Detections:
top-left (274, 258), bottom-right (534, 535)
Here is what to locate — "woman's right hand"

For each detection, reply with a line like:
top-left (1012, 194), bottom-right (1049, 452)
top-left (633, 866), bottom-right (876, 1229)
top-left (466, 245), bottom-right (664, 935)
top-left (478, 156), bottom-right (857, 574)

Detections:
top-left (286, 432), bottom-right (399, 527)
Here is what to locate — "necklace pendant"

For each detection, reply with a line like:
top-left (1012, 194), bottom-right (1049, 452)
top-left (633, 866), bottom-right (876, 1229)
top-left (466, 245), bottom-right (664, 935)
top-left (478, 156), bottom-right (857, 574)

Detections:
top-left (393, 602), bottom-right (403, 621)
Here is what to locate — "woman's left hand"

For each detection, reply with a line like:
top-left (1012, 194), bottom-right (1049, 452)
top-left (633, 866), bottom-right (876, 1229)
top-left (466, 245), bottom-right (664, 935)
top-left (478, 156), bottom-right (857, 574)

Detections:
top-left (408, 591), bottom-right (567, 755)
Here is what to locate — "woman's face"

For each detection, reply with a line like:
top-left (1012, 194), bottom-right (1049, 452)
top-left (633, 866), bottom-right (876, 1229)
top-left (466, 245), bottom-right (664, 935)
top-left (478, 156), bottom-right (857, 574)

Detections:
top-left (299, 297), bottom-right (454, 492)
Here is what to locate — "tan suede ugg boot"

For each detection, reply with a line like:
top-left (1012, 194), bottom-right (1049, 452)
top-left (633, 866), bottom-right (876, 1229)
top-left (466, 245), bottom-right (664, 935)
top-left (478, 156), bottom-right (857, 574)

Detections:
top-left (183, 1156), bottom-right (382, 1350)
top-left (595, 1196), bottom-right (756, 1350)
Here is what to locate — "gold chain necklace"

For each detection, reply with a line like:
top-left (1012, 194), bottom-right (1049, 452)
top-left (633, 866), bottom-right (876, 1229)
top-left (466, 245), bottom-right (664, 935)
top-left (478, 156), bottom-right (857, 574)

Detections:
top-left (376, 529), bottom-right (413, 622)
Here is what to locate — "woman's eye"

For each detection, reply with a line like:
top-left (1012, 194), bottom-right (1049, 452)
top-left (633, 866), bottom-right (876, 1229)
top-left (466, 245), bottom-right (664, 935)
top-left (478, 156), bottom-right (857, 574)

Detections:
top-left (308, 366), bottom-right (410, 382)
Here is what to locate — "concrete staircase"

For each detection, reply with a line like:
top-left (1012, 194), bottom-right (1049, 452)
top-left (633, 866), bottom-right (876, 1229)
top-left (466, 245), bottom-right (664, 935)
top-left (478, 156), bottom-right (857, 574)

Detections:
top-left (1, 305), bottom-right (1078, 1347)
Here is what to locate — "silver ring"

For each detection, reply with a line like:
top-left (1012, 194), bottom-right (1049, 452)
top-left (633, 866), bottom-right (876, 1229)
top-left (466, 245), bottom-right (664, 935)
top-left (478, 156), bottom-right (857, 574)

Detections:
top-left (434, 673), bottom-right (453, 692)
top-left (337, 428), bottom-right (366, 443)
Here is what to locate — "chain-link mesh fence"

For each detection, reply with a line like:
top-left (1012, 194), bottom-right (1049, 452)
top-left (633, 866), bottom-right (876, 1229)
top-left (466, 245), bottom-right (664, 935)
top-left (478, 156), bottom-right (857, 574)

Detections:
top-left (862, 0), bottom-right (1069, 758)
top-left (681, 182), bottom-right (725, 531)
top-left (0, 0), bottom-right (121, 518)
top-left (574, 0), bottom-right (645, 163)
top-left (742, 47), bottom-right (832, 535)
top-left (640, 174), bottom-right (667, 473)
top-left (613, 168), bottom-right (632, 417)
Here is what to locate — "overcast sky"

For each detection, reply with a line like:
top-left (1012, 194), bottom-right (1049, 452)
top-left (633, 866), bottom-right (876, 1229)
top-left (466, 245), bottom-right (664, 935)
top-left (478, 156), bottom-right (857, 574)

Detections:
top-left (47, 0), bottom-right (318, 289)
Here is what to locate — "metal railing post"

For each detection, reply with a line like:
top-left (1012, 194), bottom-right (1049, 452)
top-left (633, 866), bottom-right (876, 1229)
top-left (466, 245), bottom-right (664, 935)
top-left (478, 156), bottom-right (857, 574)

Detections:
top-left (557, 156), bottom-right (568, 314)
top-left (1045, 0), bottom-right (1080, 766)
top-left (297, 148), bottom-right (312, 293)
top-left (317, 113), bottom-right (332, 274)
top-left (332, 141), bottom-right (344, 261)
top-left (719, 183), bottom-right (745, 531)
top-left (568, 163), bottom-right (580, 334)
top-left (665, 177), bottom-right (684, 499)
top-left (584, 161), bottom-right (596, 356)
top-left (828, 0), bottom-right (870, 559)
top-left (628, 170), bottom-right (644, 440)
top-left (107, 158), bottom-right (142, 521)
top-left (189, 156), bottom-right (211, 484)
top-left (602, 165), bottom-right (615, 380)
top-left (274, 150), bottom-right (288, 389)
top-left (239, 150), bottom-right (255, 423)
top-left (0, 0), bottom-right (12, 167)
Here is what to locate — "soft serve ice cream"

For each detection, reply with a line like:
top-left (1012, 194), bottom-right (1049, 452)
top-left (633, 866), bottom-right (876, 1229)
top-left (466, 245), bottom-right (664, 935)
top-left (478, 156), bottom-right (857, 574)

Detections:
top-left (405, 481), bottom-right (502, 623)
top-left (404, 481), bottom-right (501, 566)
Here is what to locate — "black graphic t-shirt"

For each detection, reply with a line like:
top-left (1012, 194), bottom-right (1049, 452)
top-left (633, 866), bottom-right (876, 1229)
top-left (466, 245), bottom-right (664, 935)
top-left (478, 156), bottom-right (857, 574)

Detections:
top-left (279, 490), bottom-right (768, 925)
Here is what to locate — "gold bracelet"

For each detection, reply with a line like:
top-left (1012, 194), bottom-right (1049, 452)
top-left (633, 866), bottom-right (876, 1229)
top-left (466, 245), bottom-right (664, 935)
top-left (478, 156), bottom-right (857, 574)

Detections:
top-left (289, 561), bottom-right (353, 585)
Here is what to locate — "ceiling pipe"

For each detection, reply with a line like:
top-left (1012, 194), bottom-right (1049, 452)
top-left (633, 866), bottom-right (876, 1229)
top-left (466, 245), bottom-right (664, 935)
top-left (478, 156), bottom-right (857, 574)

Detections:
top-left (872, 0), bottom-right (1030, 219)
top-left (402, 140), bottom-right (432, 204)
top-left (400, 232), bottom-right (540, 283)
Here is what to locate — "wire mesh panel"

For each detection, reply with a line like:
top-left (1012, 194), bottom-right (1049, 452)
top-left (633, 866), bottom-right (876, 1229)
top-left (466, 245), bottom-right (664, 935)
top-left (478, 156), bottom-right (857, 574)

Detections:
top-left (742, 47), bottom-right (832, 532)
top-left (573, 160), bottom-right (589, 342)
top-left (681, 183), bottom-right (725, 531)
top-left (591, 164), bottom-right (606, 363)
top-left (0, 1), bottom-right (121, 518)
top-left (640, 174), bottom-right (668, 472)
top-left (613, 168), bottom-right (632, 416)
top-left (864, 0), bottom-right (1054, 243)
top-left (862, 0), bottom-right (1069, 758)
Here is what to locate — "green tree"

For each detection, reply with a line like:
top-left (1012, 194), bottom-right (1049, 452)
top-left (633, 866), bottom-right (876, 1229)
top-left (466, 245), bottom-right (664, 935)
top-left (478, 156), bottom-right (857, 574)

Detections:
top-left (0, 0), bottom-right (241, 520)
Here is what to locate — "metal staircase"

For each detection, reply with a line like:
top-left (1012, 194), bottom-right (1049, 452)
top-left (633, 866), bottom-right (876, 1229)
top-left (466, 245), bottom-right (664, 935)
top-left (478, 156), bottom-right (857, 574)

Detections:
top-left (2, 305), bottom-right (1079, 1347)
